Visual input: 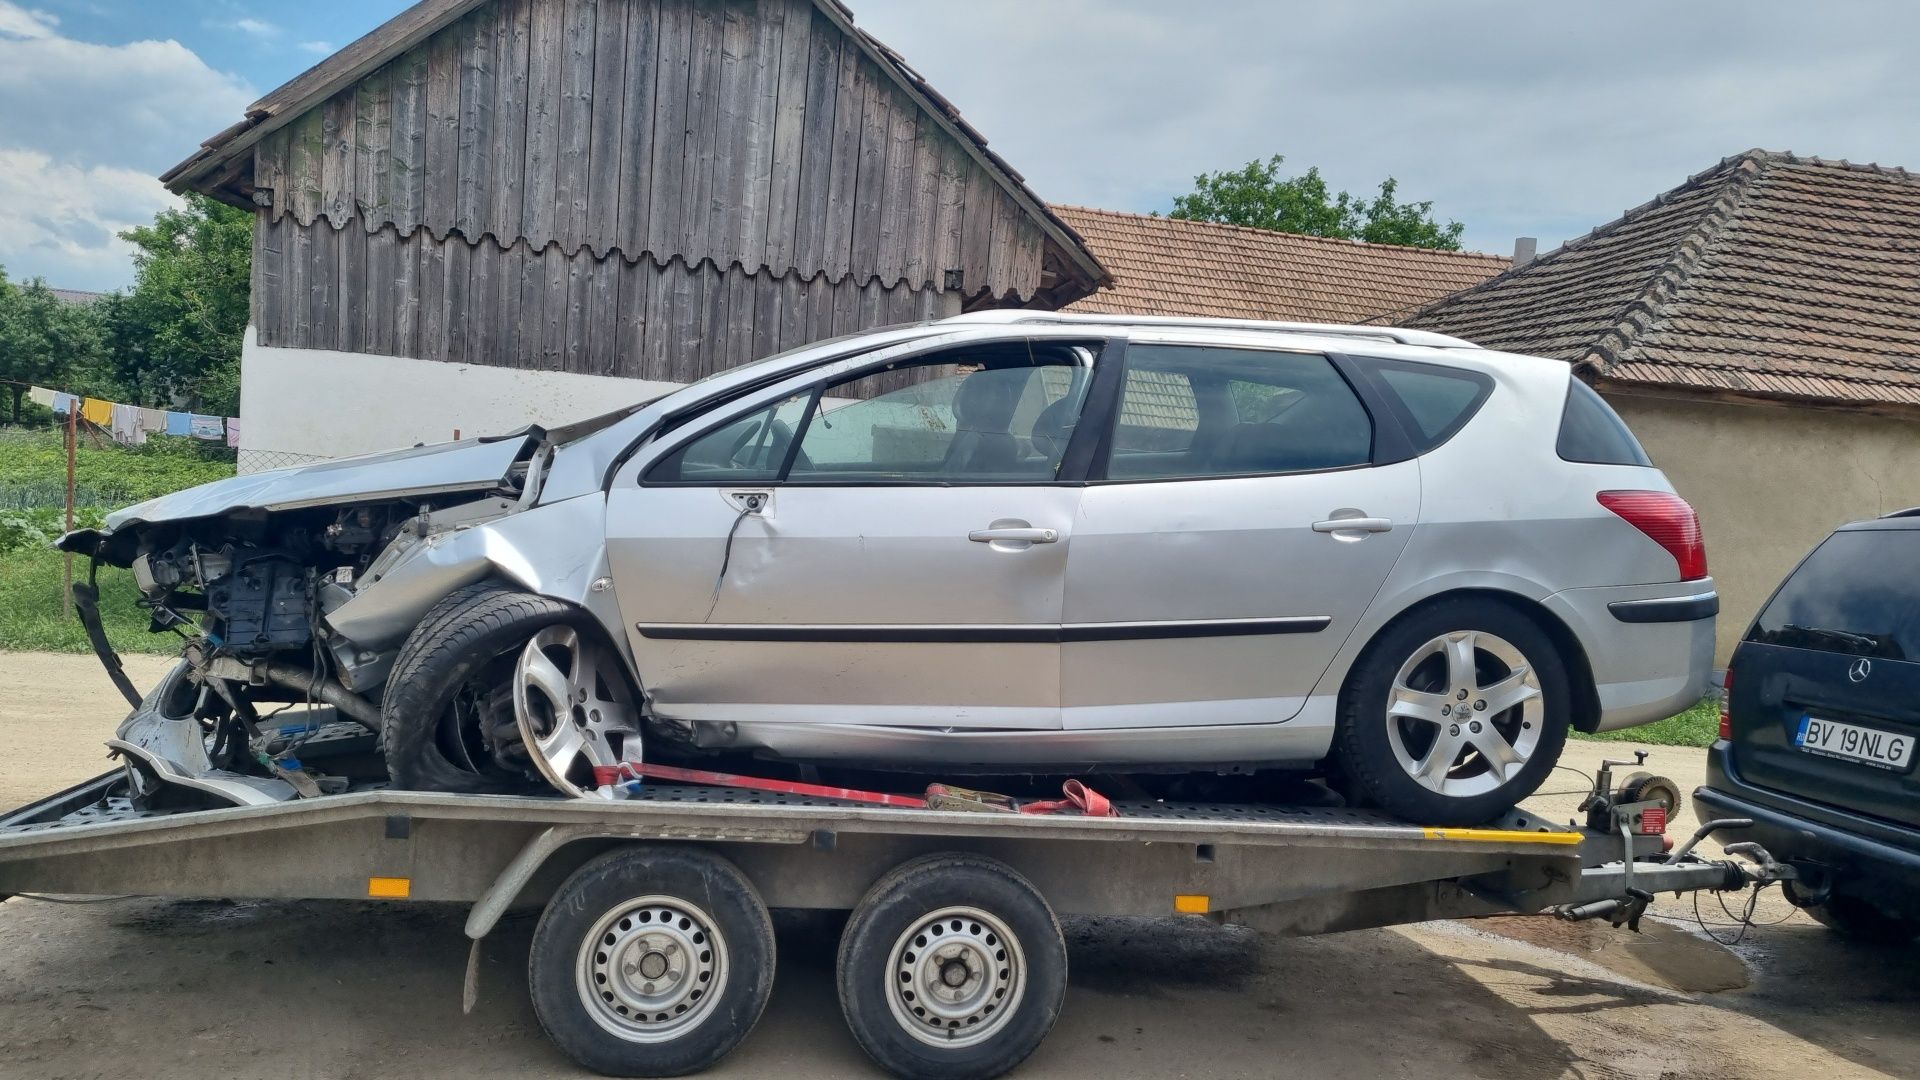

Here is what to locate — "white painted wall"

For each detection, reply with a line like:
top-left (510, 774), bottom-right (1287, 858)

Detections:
top-left (237, 328), bottom-right (682, 471)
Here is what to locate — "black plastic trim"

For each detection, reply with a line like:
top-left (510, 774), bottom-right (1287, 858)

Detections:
top-left (1608, 593), bottom-right (1720, 624)
top-left (635, 617), bottom-right (1332, 644)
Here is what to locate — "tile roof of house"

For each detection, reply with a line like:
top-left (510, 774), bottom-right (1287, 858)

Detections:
top-left (1408, 150), bottom-right (1920, 409)
top-left (1052, 205), bottom-right (1507, 324)
top-left (49, 288), bottom-right (104, 306)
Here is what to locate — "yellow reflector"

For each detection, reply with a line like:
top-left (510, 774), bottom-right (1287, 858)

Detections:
top-left (1174, 894), bottom-right (1210, 914)
top-left (1422, 827), bottom-right (1584, 846)
top-left (368, 876), bottom-right (412, 899)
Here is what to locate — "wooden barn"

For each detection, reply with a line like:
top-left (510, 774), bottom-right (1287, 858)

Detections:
top-left (161, 0), bottom-right (1107, 464)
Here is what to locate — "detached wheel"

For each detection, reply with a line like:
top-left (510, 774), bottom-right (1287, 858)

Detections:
top-left (1336, 598), bottom-right (1572, 826)
top-left (529, 846), bottom-right (776, 1076)
top-left (837, 854), bottom-right (1066, 1080)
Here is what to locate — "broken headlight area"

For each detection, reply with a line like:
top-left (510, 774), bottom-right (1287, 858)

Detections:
top-left (70, 495), bottom-right (527, 808)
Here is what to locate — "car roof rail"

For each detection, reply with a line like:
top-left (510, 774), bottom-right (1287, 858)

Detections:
top-left (1881, 507), bottom-right (1920, 519)
top-left (938, 310), bottom-right (1483, 350)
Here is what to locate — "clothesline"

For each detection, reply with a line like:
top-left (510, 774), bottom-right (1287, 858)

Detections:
top-left (13, 381), bottom-right (239, 450)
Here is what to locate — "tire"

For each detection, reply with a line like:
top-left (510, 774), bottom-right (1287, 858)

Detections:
top-left (382, 581), bottom-right (578, 793)
top-left (1334, 597), bottom-right (1573, 826)
top-left (529, 845), bottom-right (776, 1077)
top-left (1806, 893), bottom-right (1920, 944)
top-left (836, 854), bottom-right (1066, 1080)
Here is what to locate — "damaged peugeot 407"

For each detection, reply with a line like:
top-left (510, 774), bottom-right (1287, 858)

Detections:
top-left (59, 312), bottom-right (1717, 826)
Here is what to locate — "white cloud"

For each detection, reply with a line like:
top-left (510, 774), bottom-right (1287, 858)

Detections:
top-left (0, 13), bottom-right (253, 289)
top-left (0, 1), bottom-right (56, 40)
top-left (849, 0), bottom-right (1920, 258)
top-left (0, 150), bottom-right (180, 289)
top-left (232, 17), bottom-right (278, 39)
top-left (297, 40), bottom-right (334, 56)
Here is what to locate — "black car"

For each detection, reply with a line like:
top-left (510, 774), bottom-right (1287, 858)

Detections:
top-left (1697, 513), bottom-right (1920, 942)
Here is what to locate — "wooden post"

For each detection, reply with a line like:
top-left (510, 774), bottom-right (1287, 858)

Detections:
top-left (62, 403), bottom-right (76, 620)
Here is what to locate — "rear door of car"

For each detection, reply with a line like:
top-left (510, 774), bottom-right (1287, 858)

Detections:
top-left (1731, 521), bottom-right (1920, 828)
top-left (1058, 339), bottom-right (1426, 729)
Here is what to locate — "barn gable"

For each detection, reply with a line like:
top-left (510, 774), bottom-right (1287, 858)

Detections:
top-left (165, 0), bottom-right (1107, 380)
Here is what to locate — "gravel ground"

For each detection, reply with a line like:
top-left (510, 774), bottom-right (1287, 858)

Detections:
top-left (0, 652), bottom-right (1915, 1079)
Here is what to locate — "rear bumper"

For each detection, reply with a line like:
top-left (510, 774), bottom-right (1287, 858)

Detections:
top-left (1544, 580), bottom-right (1716, 732)
top-left (1696, 742), bottom-right (1920, 903)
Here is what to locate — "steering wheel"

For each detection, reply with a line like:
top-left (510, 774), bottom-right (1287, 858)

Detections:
top-left (725, 419), bottom-right (767, 468)
top-left (766, 418), bottom-right (813, 474)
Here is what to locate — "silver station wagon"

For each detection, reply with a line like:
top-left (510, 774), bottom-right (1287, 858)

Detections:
top-left (65, 311), bottom-right (1716, 824)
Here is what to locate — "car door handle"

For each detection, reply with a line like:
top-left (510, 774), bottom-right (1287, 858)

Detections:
top-left (969, 527), bottom-right (1060, 544)
top-left (1312, 517), bottom-right (1393, 534)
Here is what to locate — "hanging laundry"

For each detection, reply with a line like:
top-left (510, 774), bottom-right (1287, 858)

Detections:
top-left (51, 392), bottom-right (76, 415)
top-left (28, 386), bottom-right (55, 408)
top-left (81, 397), bottom-right (114, 427)
top-left (189, 414), bottom-right (225, 440)
top-left (225, 418), bottom-right (242, 449)
top-left (110, 403), bottom-right (145, 446)
top-left (164, 411), bottom-right (192, 436)
top-left (137, 408), bottom-right (168, 439)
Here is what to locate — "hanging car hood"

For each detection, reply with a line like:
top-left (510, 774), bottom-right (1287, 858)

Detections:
top-left (60, 432), bottom-right (541, 550)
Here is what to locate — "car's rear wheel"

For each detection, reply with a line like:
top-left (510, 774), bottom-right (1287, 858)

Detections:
top-left (1805, 893), bottom-right (1920, 944)
top-left (1335, 598), bottom-right (1572, 826)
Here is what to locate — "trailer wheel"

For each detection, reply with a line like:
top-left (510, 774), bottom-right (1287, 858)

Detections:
top-left (529, 846), bottom-right (775, 1077)
top-left (836, 854), bottom-right (1066, 1080)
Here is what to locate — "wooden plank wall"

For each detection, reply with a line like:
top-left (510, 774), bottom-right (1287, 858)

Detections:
top-left (253, 0), bottom-right (1048, 365)
top-left (253, 213), bottom-right (961, 377)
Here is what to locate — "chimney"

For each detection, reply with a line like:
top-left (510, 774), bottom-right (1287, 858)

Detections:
top-left (1511, 236), bottom-right (1538, 267)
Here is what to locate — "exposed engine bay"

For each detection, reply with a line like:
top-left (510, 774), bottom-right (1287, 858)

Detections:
top-left (58, 426), bottom-right (652, 809)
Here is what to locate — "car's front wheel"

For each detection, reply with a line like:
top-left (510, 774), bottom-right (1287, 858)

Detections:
top-left (1335, 598), bottom-right (1572, 826)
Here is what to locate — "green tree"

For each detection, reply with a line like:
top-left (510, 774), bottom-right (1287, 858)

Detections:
top-left (0, 271), bottom-right (106, 423)
top-left (108, 194), bottom-right (253, 415)
top-left (1171, 154), bottom-right (1466, 251)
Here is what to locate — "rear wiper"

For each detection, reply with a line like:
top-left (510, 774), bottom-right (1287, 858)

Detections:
top-left (1781, 624), bottom-right (1884, 649)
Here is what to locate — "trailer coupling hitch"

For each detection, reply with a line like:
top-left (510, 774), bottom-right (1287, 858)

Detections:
top-left (1552, 817), bottom-right (1794, 932)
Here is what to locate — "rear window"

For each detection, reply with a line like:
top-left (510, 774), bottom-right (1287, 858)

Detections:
top-left (1748, 529), bottom-right (1920, 660)
top-left (1369, 359), bottom-right (1493, 452)
top-left (1558, 380), bottom-right (1652, 466)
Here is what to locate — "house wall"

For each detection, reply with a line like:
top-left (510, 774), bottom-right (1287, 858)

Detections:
top-left (235, 327), bottom-right (677, 471)
top-left (1604, 391), bottom-right (1920, 666)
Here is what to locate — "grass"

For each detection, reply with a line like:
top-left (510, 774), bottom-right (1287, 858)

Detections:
top-left (0, 549), bottom-right (178, 654)
top-left (1573, 696), bottom-right (1720, 748)
top-left (0, 430), bottom-right (235, 654)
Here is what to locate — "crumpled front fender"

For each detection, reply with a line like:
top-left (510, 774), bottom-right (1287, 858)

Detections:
top-left (324, 493), bottom-right (629, 662)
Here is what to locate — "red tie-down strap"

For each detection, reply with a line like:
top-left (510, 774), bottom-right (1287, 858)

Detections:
top-left (1018, 779), bottom-right (1118, 818)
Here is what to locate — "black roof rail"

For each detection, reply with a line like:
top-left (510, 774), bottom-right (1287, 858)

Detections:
top-left (1881, 507), bottom-right (1920, 518)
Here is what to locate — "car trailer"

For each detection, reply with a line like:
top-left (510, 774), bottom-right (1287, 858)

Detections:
top-left (0, 767), bottom-right (1787, 1080)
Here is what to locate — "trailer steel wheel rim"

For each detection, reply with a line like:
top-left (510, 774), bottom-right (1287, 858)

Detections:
top-left (575, 895), bottom-right (729, 1044)
top-left (1385, 629), bottom-right (1544, 798)
top-left (884, 905), bottom-right (1027, 1049)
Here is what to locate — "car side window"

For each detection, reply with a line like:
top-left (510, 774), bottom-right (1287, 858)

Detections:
top-left (1368, 358), bottom-right (1493, 452)
top-left (646, 393), bottom-right (811, 483)
top-left (788, 351), bottom-right (1092, 483)
top-left (1103, 345), bottom-right (1372, 480)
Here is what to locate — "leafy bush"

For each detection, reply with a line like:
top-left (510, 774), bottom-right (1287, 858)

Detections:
top-left (0, 506), bottom-right (105, 555)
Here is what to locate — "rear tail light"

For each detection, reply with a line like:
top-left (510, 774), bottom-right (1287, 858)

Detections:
top-left (1598, 490), bottom-right (1708, 581)
top-left (1719, 668), bottom-right (1733, 740)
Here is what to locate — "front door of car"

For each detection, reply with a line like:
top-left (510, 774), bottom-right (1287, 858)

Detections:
top-left (1060, 342), bottom-right (1420, 729)
top-left (605, 342), bottom-right (1100, 731)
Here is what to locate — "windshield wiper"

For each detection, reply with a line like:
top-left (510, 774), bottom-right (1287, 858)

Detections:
top-left (1781, 624), bottom-right (1886, 650)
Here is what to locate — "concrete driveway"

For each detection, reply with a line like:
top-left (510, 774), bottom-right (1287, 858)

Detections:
top-left (1, 652), bottom-right (1916, 1079)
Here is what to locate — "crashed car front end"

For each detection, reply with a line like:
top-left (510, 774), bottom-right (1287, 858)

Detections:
top-left (59, 427), bottom-right (636, 808)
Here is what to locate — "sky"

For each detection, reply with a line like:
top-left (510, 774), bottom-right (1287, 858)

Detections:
top-left (3, 0), bottom-right (1920, 292)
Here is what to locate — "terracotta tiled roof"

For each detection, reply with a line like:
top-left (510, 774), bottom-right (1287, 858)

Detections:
top-left (1052, 205), bottom-right (1507, 324)
top-left (1409, 150), bottom-right (1920, 409)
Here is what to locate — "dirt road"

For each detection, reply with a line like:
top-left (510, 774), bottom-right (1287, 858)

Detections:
top-left (0, 653), bottom-right (1915, 1079)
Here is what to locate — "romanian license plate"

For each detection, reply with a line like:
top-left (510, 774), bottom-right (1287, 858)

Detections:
top-left (1795, 716), bottom-right (1915, 771)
